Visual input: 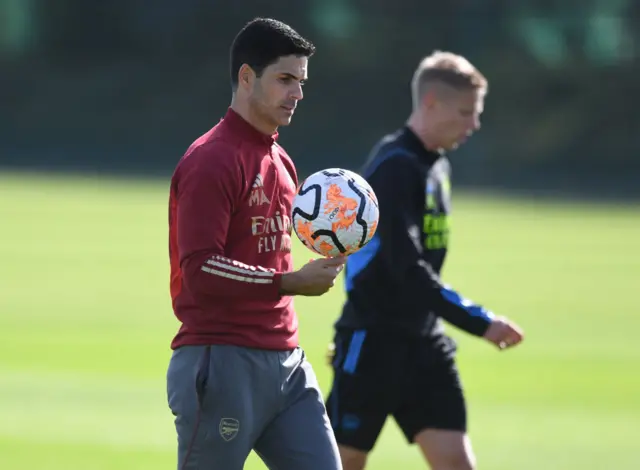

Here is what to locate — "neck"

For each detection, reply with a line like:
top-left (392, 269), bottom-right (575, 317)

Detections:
top-left (230, 94), bottom-right (277, 136)
top-left (406, 112), bottom-right (439, 152)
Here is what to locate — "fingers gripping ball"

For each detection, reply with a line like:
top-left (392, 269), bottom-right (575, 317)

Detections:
top-left (292, 168), bottom-right (380, 257)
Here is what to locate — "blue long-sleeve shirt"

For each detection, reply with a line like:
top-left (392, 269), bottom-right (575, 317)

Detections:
top-left (335, 126), bottom-right (494, 338)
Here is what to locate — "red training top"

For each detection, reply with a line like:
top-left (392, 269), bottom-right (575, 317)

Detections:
top-left (168, 108), bottom-right (299, 351)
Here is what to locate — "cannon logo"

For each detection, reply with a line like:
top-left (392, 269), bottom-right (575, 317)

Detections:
top-left (219, 417), bottom-right (240, 442)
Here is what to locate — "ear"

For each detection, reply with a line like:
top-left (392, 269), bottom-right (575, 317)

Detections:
top-left (422, 90), bottom-right (438, 110)
top-left (237, 64), bottom-right (255, 90)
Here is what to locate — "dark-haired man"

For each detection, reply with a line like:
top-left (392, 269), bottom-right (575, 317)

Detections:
top-left (326, 51), bottom-right (524, 470)
top-left (166, 18), bottom-right (344, 470)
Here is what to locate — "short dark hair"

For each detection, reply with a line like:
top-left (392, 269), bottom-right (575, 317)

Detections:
top-left (230, 18), bottom-right (316, 89)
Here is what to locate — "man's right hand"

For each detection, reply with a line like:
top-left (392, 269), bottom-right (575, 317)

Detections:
top-left (280, 256), bottom-right (346, 296)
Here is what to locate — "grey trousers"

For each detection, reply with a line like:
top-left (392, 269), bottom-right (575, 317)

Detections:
top-left (167, 344), bottom-right (342, 470)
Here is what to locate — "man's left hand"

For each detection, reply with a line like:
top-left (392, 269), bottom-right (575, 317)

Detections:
top-left (483, 316), bottom-right (524, 350)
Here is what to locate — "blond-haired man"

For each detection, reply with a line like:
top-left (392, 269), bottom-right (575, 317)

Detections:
top-left (325, 51), bottom-right (524, 470)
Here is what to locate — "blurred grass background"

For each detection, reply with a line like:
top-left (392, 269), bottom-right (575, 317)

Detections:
top-left (1, 172), bottom-right (638, 470)
top-left (3, 2), bottom-right (640, 468)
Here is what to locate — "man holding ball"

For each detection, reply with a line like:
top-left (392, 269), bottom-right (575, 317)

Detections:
top-left (166, 17), bottom-right (344, 470)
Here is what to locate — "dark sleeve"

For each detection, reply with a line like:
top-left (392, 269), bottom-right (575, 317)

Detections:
top-left (369, 154), bottom-right (493, 336)
top-left (177, 144), bottom-right (282, 301)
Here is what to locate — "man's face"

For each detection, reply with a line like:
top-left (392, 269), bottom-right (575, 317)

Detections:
top-left (428, 88), bottom-right (484, 151)
top-left (248, 55), bottom-right (308, 129)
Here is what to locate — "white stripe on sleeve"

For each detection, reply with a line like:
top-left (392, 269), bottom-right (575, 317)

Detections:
top-left (200, 256), bottom-right (275, 284)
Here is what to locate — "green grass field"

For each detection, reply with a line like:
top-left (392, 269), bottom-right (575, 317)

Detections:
top-left (1, 171), bottom-right (639, 470)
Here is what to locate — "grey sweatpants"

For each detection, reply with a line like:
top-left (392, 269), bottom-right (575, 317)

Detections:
top-left (167, 344), bottom-right (342, 470)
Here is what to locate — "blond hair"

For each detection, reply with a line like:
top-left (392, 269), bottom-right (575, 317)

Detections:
top-left (411, 50), bottom-right (488, 109)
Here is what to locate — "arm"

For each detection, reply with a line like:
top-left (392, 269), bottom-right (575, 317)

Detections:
top-left (370, 155), bottom-right (493, 336)
top-left (177, 145), bottom-right (282, 301)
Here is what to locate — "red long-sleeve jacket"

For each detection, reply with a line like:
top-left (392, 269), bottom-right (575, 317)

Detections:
top-left (168, 108), bottom-right (299, 351)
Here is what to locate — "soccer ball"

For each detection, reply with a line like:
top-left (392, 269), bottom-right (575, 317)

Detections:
top-left (292, 168), bottom-right (379, 257)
